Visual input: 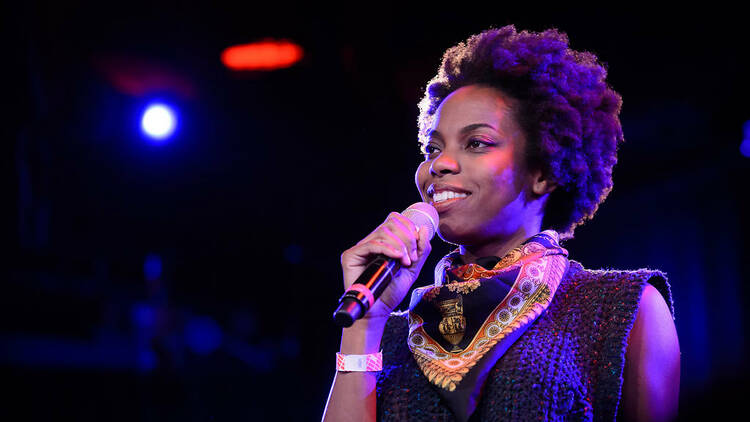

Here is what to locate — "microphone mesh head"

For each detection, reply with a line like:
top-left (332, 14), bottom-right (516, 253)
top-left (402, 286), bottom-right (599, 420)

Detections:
top-left (402, 202), bottom-right (439, 241)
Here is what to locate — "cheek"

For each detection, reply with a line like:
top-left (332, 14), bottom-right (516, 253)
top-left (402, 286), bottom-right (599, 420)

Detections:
top-left (492, 166), bottom-right (517, 190)
top-left (415, 161), bottom-right (430, 196)
top-left (479, 165), bottom-right (521, 210)
top-left (475, 155), bottom-right (513, 188)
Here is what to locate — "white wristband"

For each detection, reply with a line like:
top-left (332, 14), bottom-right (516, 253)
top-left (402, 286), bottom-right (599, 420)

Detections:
top-left (336, 351), bottom-right (383, 372)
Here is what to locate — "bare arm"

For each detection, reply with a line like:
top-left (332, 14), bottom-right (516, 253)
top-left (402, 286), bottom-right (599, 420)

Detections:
top-left (322, 212), bottom-right (433, 422)
top-left (322, 318), bottom-right (387, 422)
top-left (621, 284), bottom-right (681, 421)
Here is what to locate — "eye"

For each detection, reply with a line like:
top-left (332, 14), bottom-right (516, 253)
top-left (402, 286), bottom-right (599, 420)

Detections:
top-left (420, 143), bottom-right (440, 158)
top-left (467, 138), bottom-right (494, 150)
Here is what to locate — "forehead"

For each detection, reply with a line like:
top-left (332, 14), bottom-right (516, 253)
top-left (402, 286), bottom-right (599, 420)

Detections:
top-left (430, 85), bottom-right (517, 136)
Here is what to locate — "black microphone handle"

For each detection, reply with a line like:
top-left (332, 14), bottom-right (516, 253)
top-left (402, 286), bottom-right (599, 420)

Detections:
top-left (333, 255), bottom-right (401, 327)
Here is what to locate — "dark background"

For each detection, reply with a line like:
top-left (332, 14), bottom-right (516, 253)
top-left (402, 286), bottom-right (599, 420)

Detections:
top-left (4, 2), bottom-right (748, 420)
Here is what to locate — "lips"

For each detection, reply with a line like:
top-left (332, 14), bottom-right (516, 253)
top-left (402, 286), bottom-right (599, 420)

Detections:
top-left (426, 183), bottom-right (472, 198)
top-left (426, 183), bottom-right (472, 211)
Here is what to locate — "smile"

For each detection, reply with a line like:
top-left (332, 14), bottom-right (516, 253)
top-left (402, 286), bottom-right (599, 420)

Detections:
top-left (425, 184), bottom-right (473, 212)
top-left (433, 191), bottom-right (469, 203)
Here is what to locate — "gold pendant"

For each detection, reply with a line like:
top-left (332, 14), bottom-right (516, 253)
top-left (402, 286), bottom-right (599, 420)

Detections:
top-left (436, 295), bottom-right (466, 352)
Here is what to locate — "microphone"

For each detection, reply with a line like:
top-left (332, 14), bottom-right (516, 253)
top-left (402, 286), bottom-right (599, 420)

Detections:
top-left (333, 202), bottom-right (439, 328)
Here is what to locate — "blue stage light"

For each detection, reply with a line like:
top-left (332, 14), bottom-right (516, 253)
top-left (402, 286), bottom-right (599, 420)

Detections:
top-left (143, 253), bottom-right (162, 281)
top-left (185, 316), bottom-right (223, 355)
top-left (741, 120), bottom-right (750, 158)
top-left (140, 103), bottom-right (177, 141)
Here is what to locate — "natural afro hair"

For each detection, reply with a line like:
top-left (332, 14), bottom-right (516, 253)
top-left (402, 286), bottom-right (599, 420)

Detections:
top-left (417, 25), bottom-right (624, 241)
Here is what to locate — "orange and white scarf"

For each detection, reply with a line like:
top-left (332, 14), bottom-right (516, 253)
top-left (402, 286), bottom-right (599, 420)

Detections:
top-left (406, 230), bottom-right (569, 420)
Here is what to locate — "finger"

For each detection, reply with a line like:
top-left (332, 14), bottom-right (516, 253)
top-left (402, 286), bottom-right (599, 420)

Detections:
top-left (385, 214), bottom-right (419, 262)
top-left (417, 224), bottom-right (433, 256)
top-left (353, 231), bottom-right (412, 269)
top-left (370, 239), bottom-right (406, 262)
top-left (389, 211), bottom-right (418, 235)
top-left (342, 240), bottom-right (405, 290)
top-left (355, 229), bottom-right (378, 246)
top-left (355, 217), bottom-right (393, 247)
top-left (346, 238), bottom-right (405, 267)
top-left (356, 211), bottom-right (417, 248)
top-left (380, 226), bottom-right (412, 267)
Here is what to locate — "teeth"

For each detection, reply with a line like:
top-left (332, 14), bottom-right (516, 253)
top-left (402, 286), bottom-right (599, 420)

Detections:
top-left (433, 191), bottom-right (468, 203)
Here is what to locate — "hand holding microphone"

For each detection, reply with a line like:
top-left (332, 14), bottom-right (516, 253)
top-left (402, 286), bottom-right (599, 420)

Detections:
top-left (334, 202), bottom-right (439, 327)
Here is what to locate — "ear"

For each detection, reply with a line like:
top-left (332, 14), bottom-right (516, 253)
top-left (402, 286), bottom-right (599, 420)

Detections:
top-left (529, 169), bottom-right (557, 197)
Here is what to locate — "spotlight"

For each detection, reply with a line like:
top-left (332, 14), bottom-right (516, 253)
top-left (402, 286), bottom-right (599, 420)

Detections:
top-left (140, 103), bottom-right (177, 141)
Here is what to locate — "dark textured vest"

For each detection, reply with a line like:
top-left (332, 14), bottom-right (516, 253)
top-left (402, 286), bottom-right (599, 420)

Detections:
top-left (376, 259), bottom-right (674, 421)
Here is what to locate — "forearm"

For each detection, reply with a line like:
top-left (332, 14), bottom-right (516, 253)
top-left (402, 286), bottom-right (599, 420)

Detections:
top-left (322, 317), bottom-right (388, 422)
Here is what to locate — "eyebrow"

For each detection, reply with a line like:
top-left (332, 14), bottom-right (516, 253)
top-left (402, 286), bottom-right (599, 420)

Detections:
top-left (427, 123), bottom-right (497, 139)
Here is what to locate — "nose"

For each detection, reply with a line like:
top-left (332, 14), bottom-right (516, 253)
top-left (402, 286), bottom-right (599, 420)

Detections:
top-left (430, 150), bottom-right (460, 176)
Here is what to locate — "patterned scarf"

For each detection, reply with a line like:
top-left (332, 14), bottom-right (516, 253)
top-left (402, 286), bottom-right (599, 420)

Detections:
top-left (406, 230), bottom-right (569, 421)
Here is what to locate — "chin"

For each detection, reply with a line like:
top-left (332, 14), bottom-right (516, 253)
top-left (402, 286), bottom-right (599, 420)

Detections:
top-left (436, 223), bottom-right (480, 247)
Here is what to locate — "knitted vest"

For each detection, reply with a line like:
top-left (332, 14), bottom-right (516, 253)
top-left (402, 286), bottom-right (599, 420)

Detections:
top-left (376, 259), bottom-right (674, 421)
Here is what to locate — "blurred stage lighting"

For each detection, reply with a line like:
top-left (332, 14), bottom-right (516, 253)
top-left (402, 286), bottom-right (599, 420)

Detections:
top-left (143, 253), bottom-right (162, 281)
top-left (186, 316), bottom-right (223, 355)
top-left (141, 103), bottom-right (177, 141)
top-left (221, 39), bottom-right (304, 71)
top-left (741, 120), bottom-right (750, 158)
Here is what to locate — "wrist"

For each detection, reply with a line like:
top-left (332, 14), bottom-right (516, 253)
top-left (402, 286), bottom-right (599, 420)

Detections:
top-left (340, 316), bottom-right (388, 354)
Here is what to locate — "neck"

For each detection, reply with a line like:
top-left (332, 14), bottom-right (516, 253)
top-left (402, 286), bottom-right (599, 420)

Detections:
top-left (458, 225), bottom-right (541, 265)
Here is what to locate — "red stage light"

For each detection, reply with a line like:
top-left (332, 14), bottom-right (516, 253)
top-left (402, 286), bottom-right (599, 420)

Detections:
top-left (221, 39), bottom-right (304, 71)
top-left (92, 54), bottom-right (197, 99)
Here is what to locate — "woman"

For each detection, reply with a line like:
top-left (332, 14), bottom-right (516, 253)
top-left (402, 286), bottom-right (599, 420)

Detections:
top-left (323, 25), bottom-right (680, 421)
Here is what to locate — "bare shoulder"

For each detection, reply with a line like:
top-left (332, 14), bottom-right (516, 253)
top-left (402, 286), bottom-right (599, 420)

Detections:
top-left (621, 283), bottom-right (681, 421)
top-left (634, 284), bottom-right (677, 341)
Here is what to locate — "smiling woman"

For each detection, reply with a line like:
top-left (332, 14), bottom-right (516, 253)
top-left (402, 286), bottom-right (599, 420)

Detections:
top-left (323, 25), bottom-right (679, 422)
top-left (415, 85), bottom-right (547, 259)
